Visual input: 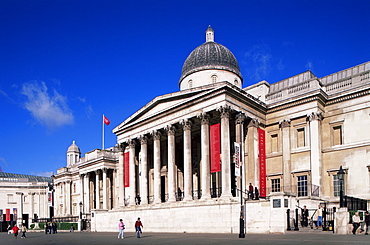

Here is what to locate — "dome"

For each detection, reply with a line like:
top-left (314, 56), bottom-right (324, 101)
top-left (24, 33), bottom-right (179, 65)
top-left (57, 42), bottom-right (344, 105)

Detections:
top-left (179, 26), bottom-right (242, 86)
top-left (67, 140), bottom-right (80, 153)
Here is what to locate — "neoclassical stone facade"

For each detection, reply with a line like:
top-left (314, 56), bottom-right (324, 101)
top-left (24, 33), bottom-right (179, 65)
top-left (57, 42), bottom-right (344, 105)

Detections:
top-left (0, 172), bottom-right (52, 228)
top-left (54, 27), bottom-right (370, 234)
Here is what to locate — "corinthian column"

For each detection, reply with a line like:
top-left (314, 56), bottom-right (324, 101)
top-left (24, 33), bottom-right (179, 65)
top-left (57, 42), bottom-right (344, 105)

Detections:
top-left (102, 168), bottom-right (107, 209)
top-left (118, 144), bottom-right (125, 207)
top-left (153, 131), bottom-right (162, 204)
top-left (181, 119), bottom-right (193, 201)
top-left (129, 140), bottom-right (136, 206)
top-left (198, 113), bottom-right (211, 199)
top-left (280, 119), bottom-right (292, 193)
top-left (218, 105), bottom-right (232, 198)
top-left (166, 125), bottom-right (177, 202)
top-left (84, 173), bottom-right (90, 213)
top-left (140, 136), bottom-right (148, 205)
top-left (308, 112), bottom-right (323, 195)
top-left (95, 170), bottom-right (100, 209)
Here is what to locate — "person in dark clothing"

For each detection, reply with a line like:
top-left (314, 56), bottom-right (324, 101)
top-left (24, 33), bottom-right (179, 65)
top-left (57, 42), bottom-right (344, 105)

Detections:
top-left (135, 217), bottom-right (143, 238)
top-left (135, 193), bottom-right (141, 205)
top-left (248, 183), bottom-right (254, 200)
top-left (301, 205), bottom-right (309, 227)
top-left (364, 211), bottom-right (370, 235)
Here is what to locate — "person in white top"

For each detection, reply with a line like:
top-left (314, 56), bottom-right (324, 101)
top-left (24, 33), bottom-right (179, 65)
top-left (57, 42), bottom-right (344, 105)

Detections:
top-left (316, 205), bottom-right (323, 228)
top-left (352, 212), bottom-right (361, 235)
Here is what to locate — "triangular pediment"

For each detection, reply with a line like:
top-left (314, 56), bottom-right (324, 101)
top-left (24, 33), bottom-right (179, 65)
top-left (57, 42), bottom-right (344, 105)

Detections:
top-left (113, 86), bottom-right (213, 133)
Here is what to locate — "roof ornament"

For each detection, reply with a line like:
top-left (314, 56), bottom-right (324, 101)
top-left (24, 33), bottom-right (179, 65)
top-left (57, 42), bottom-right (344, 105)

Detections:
top-left (206, 25), bottom-right (214, 42)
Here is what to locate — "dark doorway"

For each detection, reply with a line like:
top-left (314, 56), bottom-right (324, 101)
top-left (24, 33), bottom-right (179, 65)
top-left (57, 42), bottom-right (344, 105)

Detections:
top-left (22, 214), bottom-right (29, 228)
top-left (161, 176), bottom-right (166, 202)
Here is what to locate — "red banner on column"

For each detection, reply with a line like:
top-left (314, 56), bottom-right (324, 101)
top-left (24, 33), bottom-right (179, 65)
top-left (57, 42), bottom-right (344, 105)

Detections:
top-left (258, 128), bottom-right (266, 197)
top-left (124, 151), bottom-right (130, 187)
top-left (5, 209), bottom-right (10, 221)
top-left (210, 123), bottom-right (221, 173)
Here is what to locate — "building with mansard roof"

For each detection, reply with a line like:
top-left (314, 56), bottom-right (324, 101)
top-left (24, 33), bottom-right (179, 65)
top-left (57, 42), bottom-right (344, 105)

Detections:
top-left (54, 26), bottom-right (370, 234)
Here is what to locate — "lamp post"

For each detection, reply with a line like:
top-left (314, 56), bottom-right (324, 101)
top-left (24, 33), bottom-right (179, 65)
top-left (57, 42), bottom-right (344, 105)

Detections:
top-left (337, 166), bottom-right (345, 208)
top-left (236, 113), bottom-right (245, 238)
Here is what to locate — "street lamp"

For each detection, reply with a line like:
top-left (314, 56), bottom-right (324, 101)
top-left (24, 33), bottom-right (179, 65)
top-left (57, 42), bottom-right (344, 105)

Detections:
top-left (337, 166), bottom-right (345, 208)
top-left (236, 113), bottom-right (245, 238)
top-left (79, 201), bottom-right (83, 219)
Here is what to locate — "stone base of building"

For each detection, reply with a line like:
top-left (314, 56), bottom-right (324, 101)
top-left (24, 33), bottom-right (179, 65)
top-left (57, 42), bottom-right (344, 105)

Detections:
top-left (90, 194), bottom-right (310, 234)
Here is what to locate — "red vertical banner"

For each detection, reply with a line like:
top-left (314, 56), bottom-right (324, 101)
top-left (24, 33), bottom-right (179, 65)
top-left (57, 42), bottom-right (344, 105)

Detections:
top-left (124, 151), bottom-right (130, 187)
top-left (258, 128), bottom-right (266, 197)
top-left (210, 123), bottom-right (221, 173)
top-left (6, 209), bottom-right (10, 221)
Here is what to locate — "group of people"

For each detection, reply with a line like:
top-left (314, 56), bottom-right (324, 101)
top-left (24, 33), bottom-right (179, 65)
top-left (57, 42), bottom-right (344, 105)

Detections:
top-left (118, 217), bottom-right (143, 239)
top-left (7, 224), bottom-right (27, 239)
top-left (301, 204), bottom-right (370, 235)
top-left (352, 211), bottom-right (370, 235)
top-left (248, 183), bottom-right (259, 200)
top-left (45, 221), bottom-right (58, 234)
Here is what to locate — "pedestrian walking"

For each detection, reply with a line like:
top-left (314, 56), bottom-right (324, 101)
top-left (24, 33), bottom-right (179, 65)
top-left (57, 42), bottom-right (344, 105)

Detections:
top-left (21, 224), bottom-right (27, 238)
top-left (135, 217), bottom-right (143, 238)
top-left (12, 224), bottom-right (19, 239)
top-left (118, 219), bottom-right (125, 239)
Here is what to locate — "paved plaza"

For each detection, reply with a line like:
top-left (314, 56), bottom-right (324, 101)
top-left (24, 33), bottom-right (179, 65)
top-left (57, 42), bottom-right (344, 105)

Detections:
top-left (1, 231), bottom-right (370, 245)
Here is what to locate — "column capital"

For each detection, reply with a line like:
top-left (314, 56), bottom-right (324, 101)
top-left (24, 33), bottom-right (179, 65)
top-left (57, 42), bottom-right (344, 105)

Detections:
top-left (235, 113), bottom-right (246, 124)
top-left (218, 105), bottom-right (231, 119)
top-left (128, 140), bottom-right (136, 149)
top-left (152, 130), bottom-right (162, 141)
top-left (139, 135), bottom-right (148, 145)
top-left (117, 143), bottom-right (127, 152)
top-left (198, 112), bottom-right (210, 125)
top-left (180, 119), bottom-right (192, 131)
top-left (247, 118), bottom-right (260, 128)
top-left (279, 119), bottom-right (291, 128)
top-left (165, 125), bottom-right (176, 136)
top-left (307, 112), bottom-right (323, 122)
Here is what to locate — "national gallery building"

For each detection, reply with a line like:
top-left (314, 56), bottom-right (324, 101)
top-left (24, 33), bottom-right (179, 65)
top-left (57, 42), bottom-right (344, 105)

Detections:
top-left (53, 27), bottom-right (370, 234)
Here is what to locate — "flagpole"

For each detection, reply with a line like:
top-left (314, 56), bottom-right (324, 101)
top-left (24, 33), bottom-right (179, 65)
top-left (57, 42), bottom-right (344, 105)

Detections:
top-left (102, 114), bottom-right (105, 150)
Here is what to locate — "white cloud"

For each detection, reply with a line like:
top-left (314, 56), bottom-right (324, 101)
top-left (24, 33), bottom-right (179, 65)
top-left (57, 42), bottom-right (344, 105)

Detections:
top-left (243, 44), bottom-right (272, 82)
top-left (305, 61), bottom-right (314, 71)
top-left (0, 157), bottom-right (8, 168)
top-left (21, 81), bottom-right (74, 130)
top-left (30, 171), bottom-right (54, 177)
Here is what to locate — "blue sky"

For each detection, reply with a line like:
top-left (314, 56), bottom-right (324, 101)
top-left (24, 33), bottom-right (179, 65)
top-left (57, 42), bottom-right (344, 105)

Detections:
top-left (0, 0), bottom-right (369, 177)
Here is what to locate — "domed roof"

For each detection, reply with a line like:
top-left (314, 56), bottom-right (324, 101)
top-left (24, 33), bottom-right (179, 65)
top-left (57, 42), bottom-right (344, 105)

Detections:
top-left (179, 26), bottom-right (242, 84)
top-left (67, 141), bottom-right (80, 153)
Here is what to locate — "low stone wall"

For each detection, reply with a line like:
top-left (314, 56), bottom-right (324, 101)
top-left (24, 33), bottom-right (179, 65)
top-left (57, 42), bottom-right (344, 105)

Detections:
top-left (92, 198), bottom-right (241, 233)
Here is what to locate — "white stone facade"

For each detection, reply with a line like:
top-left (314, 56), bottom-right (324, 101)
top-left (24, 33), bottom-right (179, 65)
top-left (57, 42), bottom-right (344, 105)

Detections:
top-left (0, 173), bottom-right (52, 227)
top-left (54, 27), bottom-right (370, 234)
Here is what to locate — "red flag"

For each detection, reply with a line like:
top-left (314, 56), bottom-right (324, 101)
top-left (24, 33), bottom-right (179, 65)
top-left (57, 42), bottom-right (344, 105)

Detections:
top-left (103, 115), bottom-right (110, 125)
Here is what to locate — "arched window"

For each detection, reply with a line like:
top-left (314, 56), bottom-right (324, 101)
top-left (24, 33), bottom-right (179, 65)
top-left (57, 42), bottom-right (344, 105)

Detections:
top-left (234, 79), bottom-right (238, 86)
top-left (188, 80), bottom-right (193, 88)
top-left (211, 75), bottom-right (217, 83)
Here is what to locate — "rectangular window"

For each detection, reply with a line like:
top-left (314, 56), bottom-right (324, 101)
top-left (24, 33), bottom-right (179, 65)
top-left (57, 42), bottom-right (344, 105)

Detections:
top-left (297, 175), bottom-right (308, 197)
top-left (333, 175), bottom-right (345, 197)
top-left (271, 134), bottom-right (278, 153)
top-left (7, 194), bottom-right (14, 204)
top-left (333, 125), bottom-right (343, 145)
top-left (271, 178), bottom-right (281, 192)
top-left (297, 128), bottom-right (305, 147)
